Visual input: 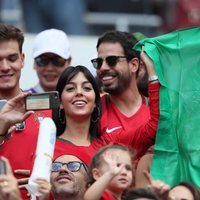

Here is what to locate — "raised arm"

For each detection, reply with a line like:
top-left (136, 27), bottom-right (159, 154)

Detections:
top-left (0, 92), bottom-right (34, 145)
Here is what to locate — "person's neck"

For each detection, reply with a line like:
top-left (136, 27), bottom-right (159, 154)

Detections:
top-left (60, 117), bottom-right (91, 146)
top-left (109, 83), bottom-right (142, 117)
top-left (0, 87), bottom-right (22, 100)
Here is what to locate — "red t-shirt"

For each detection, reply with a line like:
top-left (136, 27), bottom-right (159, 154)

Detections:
top-left (0, 110), bottom-right (52, 200)
top-left (100, 91), bottom-right (150, 136)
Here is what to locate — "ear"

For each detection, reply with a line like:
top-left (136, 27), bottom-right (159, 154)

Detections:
top-left (92, 168), bottom-right (101, 181)
top-left (21, 53), bottom-right (25, 69)
top-left (137, 60), bottom-right (146, 77)
top-left (129, 57), bottom-right (140, 73)
top-left (33, 61), bottom-right (37, 70)
top-left (64, 57), bottom-right (72, 67)
top-left (68, 57), bottom-right (72, 65)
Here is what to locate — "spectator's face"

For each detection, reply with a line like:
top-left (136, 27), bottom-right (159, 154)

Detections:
top-left (60, 72), bottom-right (96, 120)
top-left (51, 155), bottom-right (87, 198)
top-left (99, 149), bottom-right (133, 193)
top-left (169, 185), bottom-right (194, 200)
top-left (34, 53), bottom-right (71, 91)
top-left (96, 42), bottom-right (132, 95)
top-left (0, 40), bottom-right (24, 92)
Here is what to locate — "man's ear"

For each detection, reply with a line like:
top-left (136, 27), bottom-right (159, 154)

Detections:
top-left (68, 57), bottom-right (72, 65)
top-left (33, 61), bottom-right (37, 70)
top-left (92, 168), bottom-right (101, 181)
top-left (129, 57), bottom-right (140, 73)
top-left (65, 57), bottom-right (72, 66)
top-left (137, 60), bottom-right (146, 77)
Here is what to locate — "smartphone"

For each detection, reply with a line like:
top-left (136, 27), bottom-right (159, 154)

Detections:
top-left (0, 99), bottom-right (7, 111)
top-left (25, 91), bottom-right (60, 111)
top-left (0, 159), bottom-right (6, 174)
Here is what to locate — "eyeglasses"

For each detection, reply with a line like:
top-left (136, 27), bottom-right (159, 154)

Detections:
top-left (35, 55), bottom-right (66, 67)
top-left (51, 161), bottom-right (88, 173)
top-left (91, 56), bottom-right (127, 69)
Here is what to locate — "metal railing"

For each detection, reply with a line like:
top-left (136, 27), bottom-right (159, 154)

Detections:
top-left (84, 12), bottom-right (163, 32)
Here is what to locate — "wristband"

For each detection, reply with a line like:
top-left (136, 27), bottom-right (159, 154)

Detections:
top-left (149, 75), bottom-right (158, 82)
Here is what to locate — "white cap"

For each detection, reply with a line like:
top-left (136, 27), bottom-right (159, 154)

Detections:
top-left (32, 29), bottom-right (71, 59)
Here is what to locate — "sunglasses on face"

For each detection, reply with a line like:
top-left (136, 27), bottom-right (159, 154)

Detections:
top-left (91, 55), bottom-right (127, 69)
top-left (35, 55), bottom-right (66, 67)
top-left (51, 161), bottom-right (87, 173)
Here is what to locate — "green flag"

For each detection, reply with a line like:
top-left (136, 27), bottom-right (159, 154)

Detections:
top-left (134, 27), bottom-right (200, 187)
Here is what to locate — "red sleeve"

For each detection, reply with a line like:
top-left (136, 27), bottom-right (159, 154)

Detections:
top-left (102, 83), bottom-right (160, 158)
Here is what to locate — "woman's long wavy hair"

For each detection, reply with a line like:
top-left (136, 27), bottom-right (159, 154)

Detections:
top-left (54, 65), bottom-right (102, 140)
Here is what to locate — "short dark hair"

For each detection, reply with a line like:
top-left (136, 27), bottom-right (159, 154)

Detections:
top-left (0, 24), bottom-right (24, 53)
top-left (96, 30), bottom-right (140, 61)
top-left (55, 65), bottom-right (101, 139)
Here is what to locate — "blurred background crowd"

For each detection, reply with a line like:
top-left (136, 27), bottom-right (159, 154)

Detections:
top-left (0, 0), bottom-right (200, 37)
top-left (1, 0), bottom-right (200, 90)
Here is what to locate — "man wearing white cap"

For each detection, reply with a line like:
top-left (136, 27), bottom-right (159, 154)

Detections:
top-left (26, 29), bottom-right (71, 93)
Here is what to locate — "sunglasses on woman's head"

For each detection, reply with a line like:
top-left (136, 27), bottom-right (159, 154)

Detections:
top-left (35, 55), bottom-right (66, 67)
top-left (91, 55), bottom-right (127, 69)
top-left (51, 161), bottom-right (88, 173)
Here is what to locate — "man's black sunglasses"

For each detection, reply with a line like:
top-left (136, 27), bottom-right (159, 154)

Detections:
top-left (91, 56), bottom-right (127, 69)
top-left (35, 55), bottom-right (66, 67)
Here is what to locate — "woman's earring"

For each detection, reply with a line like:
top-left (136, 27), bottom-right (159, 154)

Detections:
top-left (59, 109), bottom-right (66, 124)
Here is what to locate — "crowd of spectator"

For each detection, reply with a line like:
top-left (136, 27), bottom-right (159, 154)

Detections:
top-left (0, 0), bottom-right (199, 36)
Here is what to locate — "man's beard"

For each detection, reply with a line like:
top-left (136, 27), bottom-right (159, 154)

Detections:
top-left (103, 73), bottom-right (132, 95)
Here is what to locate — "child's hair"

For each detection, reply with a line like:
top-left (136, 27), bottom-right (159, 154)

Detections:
top-left (87, 144), bottom-right (134, 186)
